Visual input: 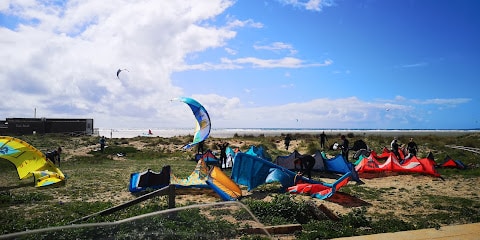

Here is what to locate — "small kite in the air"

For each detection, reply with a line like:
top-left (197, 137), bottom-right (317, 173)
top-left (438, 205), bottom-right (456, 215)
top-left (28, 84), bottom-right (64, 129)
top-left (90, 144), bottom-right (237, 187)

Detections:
top-left (116, 69), bottom-right (129, 79)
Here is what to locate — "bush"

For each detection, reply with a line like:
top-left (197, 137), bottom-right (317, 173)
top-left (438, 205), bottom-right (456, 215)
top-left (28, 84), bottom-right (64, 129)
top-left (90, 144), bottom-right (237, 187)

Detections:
top-left (242, 194), bottom-right (315, 225)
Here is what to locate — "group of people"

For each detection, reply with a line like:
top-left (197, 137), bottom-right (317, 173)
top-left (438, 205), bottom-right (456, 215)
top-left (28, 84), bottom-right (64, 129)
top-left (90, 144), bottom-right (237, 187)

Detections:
top-left (391, 137), bottom-right (418, 161)
top-left (52, 132), bottom-right (415, 181)
top-left (283, 132), bottom-right (420, 179)
top-left (45, 136), bottom-right (108, 167)
top-left (317, 132), bottom-right (419, 163)
top-left (337, 135), bottom-right (418, 162)
top-left (197, 140), bottom-right (230, 168)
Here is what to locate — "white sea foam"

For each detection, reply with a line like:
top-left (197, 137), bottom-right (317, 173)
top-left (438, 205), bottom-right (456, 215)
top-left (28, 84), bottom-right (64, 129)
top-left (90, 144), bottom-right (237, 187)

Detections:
top-left (97, 128), bottom-right (478, 139)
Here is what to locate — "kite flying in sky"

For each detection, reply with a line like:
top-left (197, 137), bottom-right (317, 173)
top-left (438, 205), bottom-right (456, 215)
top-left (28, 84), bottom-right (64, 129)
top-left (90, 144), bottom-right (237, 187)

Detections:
top-left (116, 68), bottom-right (129, 79)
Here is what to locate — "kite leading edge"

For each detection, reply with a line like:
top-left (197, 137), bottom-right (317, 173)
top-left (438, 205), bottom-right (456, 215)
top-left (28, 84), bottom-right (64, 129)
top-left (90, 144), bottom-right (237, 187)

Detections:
top-left (173, 97), bottom-right (211, 150)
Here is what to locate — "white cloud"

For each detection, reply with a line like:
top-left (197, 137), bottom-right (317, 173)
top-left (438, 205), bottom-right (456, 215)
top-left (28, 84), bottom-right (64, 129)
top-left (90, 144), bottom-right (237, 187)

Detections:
top-left (0, 1), bottom-right (471, 130)
top-left (203, 96), bottom-right (421, 129)
top-left (419, 98), bottom-right (471, 106)
top-left (279, 0), bottom-right (335, 12)
top-left (179, 57), bottom-right (332, 70)
top-left (400, 62), bottom-right (428, 68)
top-left (244, 88), bottom-right (252, 93)
top-left (280, 83), bottom-right (295, 88)
top-left (0, 0), bottom-right (238, 127)
top-left (229, 57), bottom-right (332, 68)
top-left (254, 41), bottom-right (298, 55)
top-left (226, 18), bottom-right (263, 29)
top-left (224, 47), bottom-right (237, 55)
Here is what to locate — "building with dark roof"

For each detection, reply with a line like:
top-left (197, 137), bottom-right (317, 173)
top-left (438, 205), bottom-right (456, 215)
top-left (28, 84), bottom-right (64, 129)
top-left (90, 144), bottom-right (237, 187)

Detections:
top-left (0, 118), bottom-right (94, 136)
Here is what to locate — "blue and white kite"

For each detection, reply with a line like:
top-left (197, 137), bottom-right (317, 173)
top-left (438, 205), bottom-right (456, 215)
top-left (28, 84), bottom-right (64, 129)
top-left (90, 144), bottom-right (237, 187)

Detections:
top-left (173, 97), bottom-right (211, 150)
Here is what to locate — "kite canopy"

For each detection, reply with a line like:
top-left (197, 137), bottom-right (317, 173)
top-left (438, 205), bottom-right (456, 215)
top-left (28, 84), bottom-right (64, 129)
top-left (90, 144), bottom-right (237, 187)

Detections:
top-left (355, 148), bottom-right (441, 177)
top-left (0, 136), bottom-right (65, 187)
top-left (231, 152), bottom-right (319, 191)
top-left (116, 68), bottom-right (129, 79)
top-left (288, 172), bottom-right (352, 200)
top-left (207, 166), bottom-right (242, 201)
top-left (439, 155), bottom-right (466, 169)
top-left (173, 97), bottom-right (211, 150)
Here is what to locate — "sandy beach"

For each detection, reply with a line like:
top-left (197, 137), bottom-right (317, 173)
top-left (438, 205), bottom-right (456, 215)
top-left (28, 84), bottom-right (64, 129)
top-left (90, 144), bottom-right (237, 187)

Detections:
top-left (1, 131), bottom-right (479, 239)
top-left (98, 128), bottom-right (480, 139)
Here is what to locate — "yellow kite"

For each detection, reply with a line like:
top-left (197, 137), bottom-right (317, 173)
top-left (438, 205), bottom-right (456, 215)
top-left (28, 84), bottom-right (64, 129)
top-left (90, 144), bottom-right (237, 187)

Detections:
top-left (0, 136), bottom-right (65, 187)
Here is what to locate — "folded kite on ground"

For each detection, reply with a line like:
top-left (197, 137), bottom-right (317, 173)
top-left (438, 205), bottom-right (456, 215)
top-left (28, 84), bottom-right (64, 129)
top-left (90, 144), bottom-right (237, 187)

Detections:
top-left (129, 166), bottom-right (171, 193)
top-left (0, 136), bottom-right (65, 187)
top-left (206, 166), bottom-right (242, 201)
top-left (288, 172), bottom-right (351, 200)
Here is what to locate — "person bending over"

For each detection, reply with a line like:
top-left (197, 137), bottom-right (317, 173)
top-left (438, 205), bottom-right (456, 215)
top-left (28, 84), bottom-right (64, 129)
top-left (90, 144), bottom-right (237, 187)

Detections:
top-left (46, 147), bottom-right (62, 166)
top-left (296, 154), bottom-right (316, 179)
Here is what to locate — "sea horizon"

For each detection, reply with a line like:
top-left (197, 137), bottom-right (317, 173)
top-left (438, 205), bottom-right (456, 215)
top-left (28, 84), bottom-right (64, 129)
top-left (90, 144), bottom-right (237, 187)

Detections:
top-left (97, 127), bottom-right (480, 139)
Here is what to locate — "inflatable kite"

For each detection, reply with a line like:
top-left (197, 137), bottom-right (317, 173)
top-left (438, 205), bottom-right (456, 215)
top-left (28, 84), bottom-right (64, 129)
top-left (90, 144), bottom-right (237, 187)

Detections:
top-left (231, 152), bottom-right (319, 192)
top-left (129, 166), bottom-right (171, 193)
top-left (195, 149), bottom-right (218, 165)
top-left (129, 159), bottom-right (242, 201)
top-left (206, 166), bottom-right (242, 201)
top-left (355, 148), bottom-right (441, 177)
top-left (0, 136), bottom-right (65, 187)
top-left (116, 68), bottom-right (129, 79)
top-left (170, 158), bottom-right (210, 188)
top-left (438, 155), bottom-right (466, 169)
top-left (173, 97), bottom-right (211, 150)
top-left (288, 172), bottom-right (352, 200)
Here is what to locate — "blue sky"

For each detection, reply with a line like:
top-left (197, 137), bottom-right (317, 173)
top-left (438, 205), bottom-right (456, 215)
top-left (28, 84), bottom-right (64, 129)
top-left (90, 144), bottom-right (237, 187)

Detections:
top-left (0, 0), bottom-right (479, 130)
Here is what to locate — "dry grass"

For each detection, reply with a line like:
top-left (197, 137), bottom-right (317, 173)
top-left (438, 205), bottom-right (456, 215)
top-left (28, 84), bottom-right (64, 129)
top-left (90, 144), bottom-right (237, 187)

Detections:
top-left (0, 132), bottom-right (479, 238)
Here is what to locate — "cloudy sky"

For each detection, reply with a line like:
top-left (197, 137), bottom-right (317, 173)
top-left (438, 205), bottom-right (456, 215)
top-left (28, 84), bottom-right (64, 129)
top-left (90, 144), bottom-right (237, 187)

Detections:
top-left (1, 0), bottom-right (479, 130)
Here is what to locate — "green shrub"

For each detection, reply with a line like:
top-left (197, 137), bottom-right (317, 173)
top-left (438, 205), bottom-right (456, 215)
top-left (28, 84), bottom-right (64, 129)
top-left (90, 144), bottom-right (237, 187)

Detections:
top-left (242, 194), bottom-right (315, 225)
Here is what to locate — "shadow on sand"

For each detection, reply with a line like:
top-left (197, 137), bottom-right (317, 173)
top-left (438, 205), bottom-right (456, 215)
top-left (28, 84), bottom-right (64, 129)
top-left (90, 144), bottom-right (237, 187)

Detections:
top-left (326, 192), bottom-right (372, 208)
top-left (0, 182), bottom-right (34, 191)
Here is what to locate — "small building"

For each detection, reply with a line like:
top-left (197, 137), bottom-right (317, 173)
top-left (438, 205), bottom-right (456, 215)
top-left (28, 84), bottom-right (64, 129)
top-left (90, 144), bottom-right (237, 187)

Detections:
top-left (0, 118), bottom-right (94, 136)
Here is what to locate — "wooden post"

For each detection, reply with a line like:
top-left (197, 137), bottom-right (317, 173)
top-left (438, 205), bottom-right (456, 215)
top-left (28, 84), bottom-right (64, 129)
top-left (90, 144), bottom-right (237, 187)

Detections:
top-left (168, 184), bottom-right (175, 209)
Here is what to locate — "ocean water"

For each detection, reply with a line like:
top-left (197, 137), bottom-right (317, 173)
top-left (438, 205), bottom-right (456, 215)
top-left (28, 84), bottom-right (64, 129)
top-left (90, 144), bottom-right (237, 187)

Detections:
top-left (97, 128), bottom-right (479, 139)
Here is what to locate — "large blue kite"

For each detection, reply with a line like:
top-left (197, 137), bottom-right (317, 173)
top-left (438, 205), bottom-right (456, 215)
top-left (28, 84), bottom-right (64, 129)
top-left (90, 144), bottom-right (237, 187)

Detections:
top-left (173, 97), bottom-right (211, 150)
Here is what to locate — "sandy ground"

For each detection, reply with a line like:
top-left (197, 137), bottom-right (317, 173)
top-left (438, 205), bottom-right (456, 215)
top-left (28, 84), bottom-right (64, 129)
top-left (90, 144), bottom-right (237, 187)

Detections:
top-left (61, 137), bottom-right (479, 222)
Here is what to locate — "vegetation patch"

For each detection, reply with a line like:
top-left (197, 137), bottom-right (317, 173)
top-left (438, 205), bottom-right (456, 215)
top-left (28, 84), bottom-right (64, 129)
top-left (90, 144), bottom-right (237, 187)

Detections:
top-left (0, 132), bottom-right (479, 238)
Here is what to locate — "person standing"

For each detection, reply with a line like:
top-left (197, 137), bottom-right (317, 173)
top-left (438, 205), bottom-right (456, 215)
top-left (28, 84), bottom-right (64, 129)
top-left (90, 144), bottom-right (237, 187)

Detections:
top-left (390, 137), bottom-right (397, 150)
top-left (217, 142), bottom-right (229, 168)
top-left (197, 140), bottom-right (205, 154)
top-left (284, 134), bottom-right (292, 150)
top-left (340, 135), bottom-right (350, 161)
top-left (407, 137), bottom-right (418, 157)
top-left (319, 131), bottom-right (327, 149)
top-left (391, 137), bottom-right (402, 161)
top-left (99, 136), bottom-right (106, 153)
